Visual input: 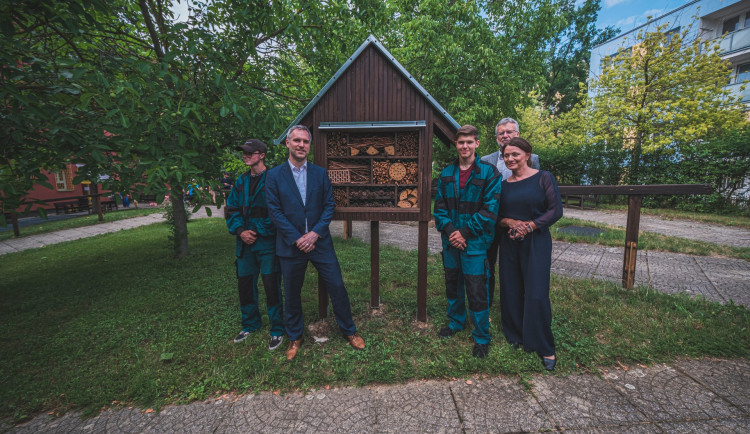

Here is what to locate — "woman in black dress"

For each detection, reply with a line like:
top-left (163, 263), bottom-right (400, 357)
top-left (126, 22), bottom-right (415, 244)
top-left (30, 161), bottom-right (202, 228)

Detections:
top-left (498, 137), bottom-right (562, 371)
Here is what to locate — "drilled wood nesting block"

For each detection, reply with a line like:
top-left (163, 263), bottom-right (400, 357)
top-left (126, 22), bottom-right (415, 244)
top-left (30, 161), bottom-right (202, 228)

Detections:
top-left (328, 170), bottom-right (350, 184)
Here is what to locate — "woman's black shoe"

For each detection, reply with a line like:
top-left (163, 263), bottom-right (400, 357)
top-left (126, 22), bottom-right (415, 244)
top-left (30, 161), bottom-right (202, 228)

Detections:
top-left (509, 342), bottom-right (520, 350)
top-left (541, 356), bottom-right (556, 371)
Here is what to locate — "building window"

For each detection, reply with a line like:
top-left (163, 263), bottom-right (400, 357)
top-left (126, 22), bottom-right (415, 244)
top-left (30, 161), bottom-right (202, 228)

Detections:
top-left (664, 26), bottom-right (680, 45)
top-left (723, 15), bottom-right (740, 34)
top-left (737, 62), bottom-right (750, 83)
top-left (55, 166), bottom-right (74, 191)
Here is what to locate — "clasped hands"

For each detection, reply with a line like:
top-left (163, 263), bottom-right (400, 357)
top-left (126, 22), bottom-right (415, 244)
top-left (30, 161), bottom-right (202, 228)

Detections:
top-left (240, 229), bottom-right (258, 245)
top-left (448, 230), bottom-right (467, 251)
top-left (507, 219), bottom-right (535, 240)
top-left (295, 231), bottom-right (320, 253)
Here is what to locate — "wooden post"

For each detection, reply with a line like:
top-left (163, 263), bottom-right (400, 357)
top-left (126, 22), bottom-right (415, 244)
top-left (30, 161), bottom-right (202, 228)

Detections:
top-left (318, 274), bottom-right (328, 319)
top-left (622, 195), bottom-right (642, 289)
top-left (417, 220), bottom-right (428, 322)
top-left (370, 221), bottom-right (380, 309)
top-left (343, 219), bottom-right (353, 240)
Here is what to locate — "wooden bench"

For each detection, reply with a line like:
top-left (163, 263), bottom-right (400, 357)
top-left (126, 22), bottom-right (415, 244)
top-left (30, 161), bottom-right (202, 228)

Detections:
top-left (99, 199), bottom-right (118, 212)
top-left (54, 200), bottom-right (80, 214)
top-left (139, 194), bottom-right (157, 203)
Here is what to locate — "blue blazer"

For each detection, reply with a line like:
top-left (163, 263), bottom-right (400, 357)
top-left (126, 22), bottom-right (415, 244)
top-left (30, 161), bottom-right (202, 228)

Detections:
top-left (265, 161), bottom-right (336, 258)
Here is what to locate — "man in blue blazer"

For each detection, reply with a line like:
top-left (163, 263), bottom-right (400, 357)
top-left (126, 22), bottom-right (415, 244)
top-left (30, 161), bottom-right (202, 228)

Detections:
top-left (265, 125), bottom-right (366, 361)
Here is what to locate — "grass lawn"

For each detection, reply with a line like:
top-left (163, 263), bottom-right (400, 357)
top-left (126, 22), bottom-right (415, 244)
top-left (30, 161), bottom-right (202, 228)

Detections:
top-left (1, 218), bottom-right (748, 422)
top-left (0, 208), bottom-right (163, 241)
top-left (552, 217), bottom-right (750, 262)
top-left (596, 204), bottom-right (750, 229)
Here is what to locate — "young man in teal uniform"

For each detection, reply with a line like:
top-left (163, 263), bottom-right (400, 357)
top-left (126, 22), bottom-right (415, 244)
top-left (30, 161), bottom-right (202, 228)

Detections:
top-left (434, 125), bottom-right (501, 358)
top-left (225, 139), bottom-right (284, 351)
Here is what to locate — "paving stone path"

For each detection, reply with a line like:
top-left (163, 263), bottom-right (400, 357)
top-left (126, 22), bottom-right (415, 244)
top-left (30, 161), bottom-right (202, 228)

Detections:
top-left (5, 359), bottom-right (748, 433)
top-left (330, 220), bottom-right (750, 307)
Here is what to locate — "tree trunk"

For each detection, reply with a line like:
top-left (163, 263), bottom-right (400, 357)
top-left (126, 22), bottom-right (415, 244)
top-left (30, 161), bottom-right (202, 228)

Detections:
top-left (92, 184), bottom-right (104, 222)
top-left (170, 192), bottom-right (189, 258)
top-left (628, 139), bottom-right (643, 184)
top-left (11, 212), bottom-right (19, 237)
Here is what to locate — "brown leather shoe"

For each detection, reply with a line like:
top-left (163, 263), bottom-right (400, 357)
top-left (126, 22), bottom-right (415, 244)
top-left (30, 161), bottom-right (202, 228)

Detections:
top-left (345, 333), bottom-right (365, 350)
top-left (286, 339), bottom-right (303, 361)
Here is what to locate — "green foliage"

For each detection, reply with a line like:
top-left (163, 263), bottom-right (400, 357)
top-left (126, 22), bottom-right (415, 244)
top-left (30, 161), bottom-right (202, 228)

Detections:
top-left (1, 219), bottom-right (747, 421)
top-left (587, 23), bottom-right (745, 184)
top-left (0, 0), bottom-right (109, 223)
top-left (382, 0), bottom-right (606, 167)
top-left (539, 0), bottom-right (618, 114)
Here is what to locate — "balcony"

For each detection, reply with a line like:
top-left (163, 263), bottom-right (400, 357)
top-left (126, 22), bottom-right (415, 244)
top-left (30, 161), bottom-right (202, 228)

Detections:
top-left (725, 82), bottom-right (750, 103)
top-left (718, 26), bottom-right (750, 55)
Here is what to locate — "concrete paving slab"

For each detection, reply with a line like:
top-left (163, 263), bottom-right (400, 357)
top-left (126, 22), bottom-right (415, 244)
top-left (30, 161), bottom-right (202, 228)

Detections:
top-left (449, 376), bottom-right (553, 432)
top-left (646, 252), bottom-right (723, 302)
top-left (675, 358), bottom-right (750, 415)
top-left (8, 412), bottom-right (87, 433)
top-left (562, 424), bottom-right (663, 433)
top-left (656, 417), bottom-right (750, 432)
top-left (694, 256), bottom-right (750, 306)
top-left (532, 373), bottom-right (649, 430)
top-left (550, 243), bottom-right (603, 279)
top-left (139, 398), bottom-right (233, 433)
top-left (220, 392), bottom-right (304, 433)
top-left (288, 387), bottom-right (376, 433)
top-left (604, 365), bottom-right (736, 422)
top-left (372, 380), bottom-right (461, 433)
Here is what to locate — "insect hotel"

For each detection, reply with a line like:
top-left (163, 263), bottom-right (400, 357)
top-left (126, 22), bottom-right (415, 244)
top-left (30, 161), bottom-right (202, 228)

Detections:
top-left (275, 36), bottom-right (460, 321)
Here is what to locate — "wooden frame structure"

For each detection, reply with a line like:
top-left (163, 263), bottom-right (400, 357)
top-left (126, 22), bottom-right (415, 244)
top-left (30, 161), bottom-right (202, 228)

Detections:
top-left (274, 35), bottom-right (460, 321)
top-left (558, 184), bottom-right (712, 289)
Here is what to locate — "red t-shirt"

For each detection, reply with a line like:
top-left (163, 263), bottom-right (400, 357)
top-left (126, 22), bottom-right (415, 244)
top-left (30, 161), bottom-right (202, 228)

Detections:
top-left (459, 163), bottom-right (474, 189)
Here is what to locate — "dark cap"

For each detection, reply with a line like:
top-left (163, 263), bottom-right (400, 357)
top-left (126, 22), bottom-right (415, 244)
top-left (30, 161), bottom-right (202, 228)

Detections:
top-left (236, 139), bottom-right (267, 154)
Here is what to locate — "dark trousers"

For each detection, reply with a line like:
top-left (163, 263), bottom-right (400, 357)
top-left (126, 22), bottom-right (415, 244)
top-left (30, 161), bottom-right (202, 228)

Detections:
top-left (236, 249), bottom-right (284, 336)
top-left (486, 222), bottom-right (502, 307)
top-left (442, 247), bottom-right (491, 344)
top-left (279, 250), bottom-right (357, 341)
top-left (499, 229), bottom-right (555, 357)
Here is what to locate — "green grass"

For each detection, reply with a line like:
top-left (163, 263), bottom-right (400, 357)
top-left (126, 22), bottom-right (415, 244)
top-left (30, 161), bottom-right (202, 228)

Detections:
top-left (596, 204), bottom-right (750, 229)
top-left (552, 217), bottom-right (750, 261)
top-left (1, 218), bottom-right (748, 422)
top-left (0, 208), bottom-right (162, 241)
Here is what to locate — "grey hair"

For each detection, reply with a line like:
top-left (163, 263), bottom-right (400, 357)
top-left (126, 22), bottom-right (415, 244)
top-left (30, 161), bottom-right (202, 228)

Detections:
top-left (286, 125), bottom-right (311, 141)
top-left (496, 118), bottom-right (520, 134)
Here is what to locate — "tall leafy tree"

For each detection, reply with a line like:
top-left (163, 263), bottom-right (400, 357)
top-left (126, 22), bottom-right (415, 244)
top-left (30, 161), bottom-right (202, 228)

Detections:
top-left (0, 0), bottom-right (110, 230)
top-left (3, 0), bottom-right (374, 256)
top-left (540, 0), bottom-right (617, 114)
top-left (587, 23), bottom-right (745, 184)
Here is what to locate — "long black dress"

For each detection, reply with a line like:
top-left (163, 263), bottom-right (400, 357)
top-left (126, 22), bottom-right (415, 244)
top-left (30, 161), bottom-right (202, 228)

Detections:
top-left (498, 170), bottom-right (562, 357)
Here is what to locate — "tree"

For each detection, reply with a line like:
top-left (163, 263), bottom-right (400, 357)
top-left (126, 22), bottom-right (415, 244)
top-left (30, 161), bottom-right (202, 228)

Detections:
top-left (3, 0), bottom-right (375, 256)
top-left (587, 23), bottom-right (745, 184)
top-left (379, 0), bottom-right (587, 166)
top-left (0, 0), bottom-right (113, 233)
top-left (539, 0), bottom-right (617, 114)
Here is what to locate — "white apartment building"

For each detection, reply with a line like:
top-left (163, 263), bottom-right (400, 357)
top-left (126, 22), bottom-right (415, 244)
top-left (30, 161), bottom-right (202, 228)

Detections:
top-left (590, 0), bottom-right (750, 104)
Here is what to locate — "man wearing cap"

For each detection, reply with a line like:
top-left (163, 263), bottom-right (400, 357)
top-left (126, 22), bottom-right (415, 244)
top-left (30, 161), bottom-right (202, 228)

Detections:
top-left (225, 139), bottom-right (285, 351)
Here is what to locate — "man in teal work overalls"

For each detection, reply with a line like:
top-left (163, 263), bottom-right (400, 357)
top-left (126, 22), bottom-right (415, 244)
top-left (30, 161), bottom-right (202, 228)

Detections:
top-left (434, 125), bottom-right (501, 358)
top-left (225, 139), bottom-right (285, 351)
